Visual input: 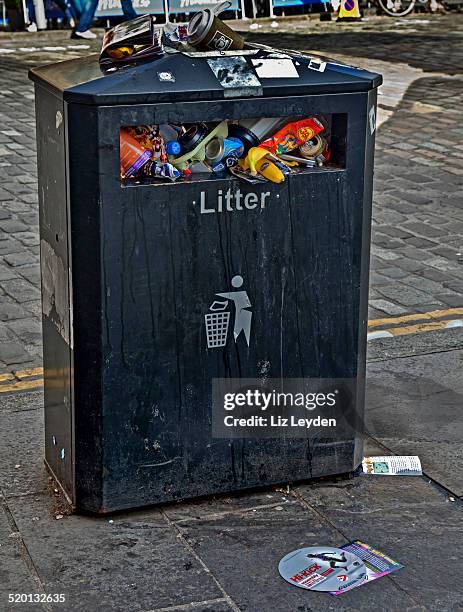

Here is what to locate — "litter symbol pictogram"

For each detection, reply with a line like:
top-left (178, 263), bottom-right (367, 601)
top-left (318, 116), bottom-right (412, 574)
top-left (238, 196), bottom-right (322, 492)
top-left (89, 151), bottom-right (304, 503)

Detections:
top-left (205, 275), bottom-right (252, 349)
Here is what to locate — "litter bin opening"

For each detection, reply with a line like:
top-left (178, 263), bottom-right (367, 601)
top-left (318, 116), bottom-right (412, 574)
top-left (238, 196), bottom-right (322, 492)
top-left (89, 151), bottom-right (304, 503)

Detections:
top-left (120, 113), bottom-right (347, 187)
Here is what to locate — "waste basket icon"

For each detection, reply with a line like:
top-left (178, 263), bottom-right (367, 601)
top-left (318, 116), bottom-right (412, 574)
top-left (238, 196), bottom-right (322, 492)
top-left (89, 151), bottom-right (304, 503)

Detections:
top-left (205, 301), bottom-right (230, 348)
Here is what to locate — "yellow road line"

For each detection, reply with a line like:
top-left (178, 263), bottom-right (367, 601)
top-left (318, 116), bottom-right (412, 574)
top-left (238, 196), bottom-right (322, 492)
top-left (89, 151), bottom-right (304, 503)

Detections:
top-left (1, 307), bottom-right (462, 394)
top-left (0, 373), bottom-right (15, 383)
top-left (0, 366), bottom-right (44, 394)
top-left (367, 307), bottom-right (463, 329)
top-left (0, 379), bottom-right (44, 393)
top-left (13, 366), bottom-right (44, 379)
top-left (386, 320), bottom-right (451, 336)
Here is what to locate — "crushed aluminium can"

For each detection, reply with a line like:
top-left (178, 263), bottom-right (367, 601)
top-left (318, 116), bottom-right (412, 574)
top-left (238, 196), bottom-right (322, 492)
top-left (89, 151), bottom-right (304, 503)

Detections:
top-left (206, 137), bottom-right (244, 173)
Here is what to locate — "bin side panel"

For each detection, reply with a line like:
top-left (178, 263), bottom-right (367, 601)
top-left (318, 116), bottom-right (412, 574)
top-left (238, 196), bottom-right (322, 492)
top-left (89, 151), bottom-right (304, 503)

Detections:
top-left (67, 103), bottom-right (104, 512)
top-left (354, 88), bottom-right (378, 468)
top-left (35, 86), bottom-right (74, 497)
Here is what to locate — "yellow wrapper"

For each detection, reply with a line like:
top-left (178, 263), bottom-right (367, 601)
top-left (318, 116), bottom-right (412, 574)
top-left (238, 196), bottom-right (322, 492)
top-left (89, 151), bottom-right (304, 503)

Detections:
top-left (107, 46), bottom-right (134, 59)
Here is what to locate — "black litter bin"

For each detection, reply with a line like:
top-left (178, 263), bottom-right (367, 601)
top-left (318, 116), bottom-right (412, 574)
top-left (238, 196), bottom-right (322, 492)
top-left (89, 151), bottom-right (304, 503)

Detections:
top-left (30, 47), bottom-right (382, 513)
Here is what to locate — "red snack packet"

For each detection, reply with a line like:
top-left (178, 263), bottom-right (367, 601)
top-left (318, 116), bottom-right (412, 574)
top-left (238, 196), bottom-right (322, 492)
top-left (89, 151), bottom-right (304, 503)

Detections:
top-left (260, 117), bottom-right (325, 155)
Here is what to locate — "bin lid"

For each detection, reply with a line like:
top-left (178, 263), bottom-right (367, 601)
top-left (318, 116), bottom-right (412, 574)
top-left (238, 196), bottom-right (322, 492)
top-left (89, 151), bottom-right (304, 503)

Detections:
top-left (29, 45), bottom-right (382, 105)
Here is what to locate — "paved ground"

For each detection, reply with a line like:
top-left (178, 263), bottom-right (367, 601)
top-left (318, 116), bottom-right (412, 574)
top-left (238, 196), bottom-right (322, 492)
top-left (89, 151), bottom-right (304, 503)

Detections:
top-left (2, 334), bottom-right (463, 612)
top-left (0, 12), bottom-right (463, 612)
top-left (0, 14), bottom-right (463, 369)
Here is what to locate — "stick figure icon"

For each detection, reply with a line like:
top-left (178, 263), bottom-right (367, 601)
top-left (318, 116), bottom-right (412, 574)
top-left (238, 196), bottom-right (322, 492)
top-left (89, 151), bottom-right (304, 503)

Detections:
top-left (216, 275), bottom-right (252, 347)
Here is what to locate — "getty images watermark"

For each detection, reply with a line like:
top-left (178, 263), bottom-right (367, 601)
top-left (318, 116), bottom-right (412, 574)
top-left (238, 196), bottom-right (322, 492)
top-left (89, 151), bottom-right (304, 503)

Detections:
top-left (211, 379), bottom-right (363, 439)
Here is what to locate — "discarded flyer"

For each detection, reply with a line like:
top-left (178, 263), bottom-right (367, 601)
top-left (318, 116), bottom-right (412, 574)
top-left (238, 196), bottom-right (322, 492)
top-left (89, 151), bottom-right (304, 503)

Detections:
top-left (329, 541), bottom-right (403, 596)
top-left (278, 542), bottom-right (403, 596)
top-left (99, 15), bottom-right (164, 69)
top-left (278, 546), bottom-right (367, 593)
top-left (362, 455), bottom-right (422, 476)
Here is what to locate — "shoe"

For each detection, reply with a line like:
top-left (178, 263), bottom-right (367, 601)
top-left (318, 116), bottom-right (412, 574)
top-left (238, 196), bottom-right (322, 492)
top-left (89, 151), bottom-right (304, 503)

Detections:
top-left (27, 22), bottom-right (38, 32)
top-left (71, 29), bottom-right (97, 40)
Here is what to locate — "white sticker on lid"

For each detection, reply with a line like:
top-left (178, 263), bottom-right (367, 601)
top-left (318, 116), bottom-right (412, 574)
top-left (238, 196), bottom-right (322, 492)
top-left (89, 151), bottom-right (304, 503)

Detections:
top-left (158, 71), bottom-right (175, 82)
top-left (308, 58), bottom-right (327, 72)
top-left (251, 58), bottom-right (299, 79)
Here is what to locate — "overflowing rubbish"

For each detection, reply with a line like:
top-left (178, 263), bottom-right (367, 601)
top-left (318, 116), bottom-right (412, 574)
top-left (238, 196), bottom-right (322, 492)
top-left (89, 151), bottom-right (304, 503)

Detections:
top-left (100, 15), bottom-right (164, 69)
top-left (187, 1), bottom-right (245, 52)
top-left (259, 117), bottom-right (326, 155)
top-left (100, 3), bottom-right (243, 70)
top-left (239, 148), bottom-right (285, 183)
top-left (120, 116), bottom-right (333, 185)
top-left (164, 23), bottom-right (189, 50)
top-left (120, 126), bottom-right (180, 183)
top-left (279, 541), bottom-right (403, 596)
top-left (120, 128), bottom-right (153, 177)
top-left (206, 137), bottom-right (244, 172)
top-left (105, 8), bottom-right (340, 186)
top-left (362, 455), bottom-right (422, 476)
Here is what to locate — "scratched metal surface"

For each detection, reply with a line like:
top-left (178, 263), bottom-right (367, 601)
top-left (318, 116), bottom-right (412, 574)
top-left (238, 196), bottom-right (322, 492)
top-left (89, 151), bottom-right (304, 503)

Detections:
top-left (29, 46), bottom-right (382, 105)
top-left (34, 61), bottom-right (378, 512)
top-left (36, 87), bottom-right (75, 500)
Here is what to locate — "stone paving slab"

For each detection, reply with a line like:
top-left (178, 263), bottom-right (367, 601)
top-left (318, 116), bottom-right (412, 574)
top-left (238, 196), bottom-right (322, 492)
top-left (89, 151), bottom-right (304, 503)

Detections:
top-left (173, 496), bottom-right (416, 611)
top-left (366, 348), bottom-right (463, 496)
top-left (373, 437), bottom-right (463, 498)
top-left (296, 477), bottom-right (463, 611)
top-left (368, 350), bottom-right (463, 444)
top-left (6, 495), bottom-right (226, 612)
top-left (367, 327), bottom-right (463, 362)
top-left (162, 490), bottom-right (296, 524)
top-left (0, 405), bottom-right (48, 499)
top-left (0, 503), bottom-right (43, 610)
top-left (0, 389), bottom-right (43, 412)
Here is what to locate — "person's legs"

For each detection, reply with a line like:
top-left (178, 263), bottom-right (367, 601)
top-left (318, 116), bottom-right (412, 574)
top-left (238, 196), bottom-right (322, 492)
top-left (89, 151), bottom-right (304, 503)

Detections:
top-left (54, 0), bottom-right (78, 24)
top-left (74, 0), bottom-right (98, 33)
top-left (65, 0), bottom-right (79, 21)
top-left (72, 0), bottom-right (84, 17)
top-left (121, 0), bottom-right (137, 21)
top-left (25, 0), bottom-right (37, 29)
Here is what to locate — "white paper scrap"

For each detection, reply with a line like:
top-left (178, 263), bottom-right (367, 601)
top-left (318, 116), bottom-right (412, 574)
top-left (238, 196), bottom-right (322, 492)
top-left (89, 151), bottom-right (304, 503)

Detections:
top-left (251, 58), bottom-right (299, 79)
top-left (362, 456), bottom-right (422, 476)
top-left (369, 106), bottom-right (376, 134)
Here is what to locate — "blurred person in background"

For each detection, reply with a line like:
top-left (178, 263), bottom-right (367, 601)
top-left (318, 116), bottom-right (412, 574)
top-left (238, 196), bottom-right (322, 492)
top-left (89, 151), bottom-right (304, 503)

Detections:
top-left (26, 0), bottom-right (79, 31)
top-left (71, 0), bottom-right (137, 39)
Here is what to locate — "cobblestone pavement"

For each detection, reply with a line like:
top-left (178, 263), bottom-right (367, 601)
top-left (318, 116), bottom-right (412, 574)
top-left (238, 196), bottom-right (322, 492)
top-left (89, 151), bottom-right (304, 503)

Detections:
top-left (1, 15), bottom-right (463, 612)
top-left (0, 14), bottom-right (462, 369)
